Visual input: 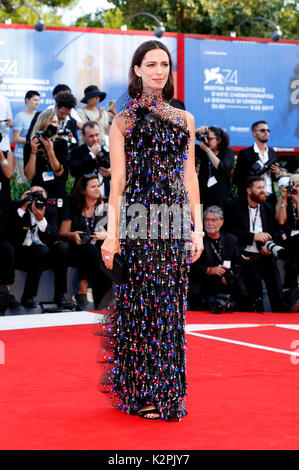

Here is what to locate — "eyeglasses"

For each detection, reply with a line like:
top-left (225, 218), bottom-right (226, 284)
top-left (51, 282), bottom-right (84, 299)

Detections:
top-left (207, 136), bottom-right (217, 141)
top-left (256, 128), bottom-right (271, 133)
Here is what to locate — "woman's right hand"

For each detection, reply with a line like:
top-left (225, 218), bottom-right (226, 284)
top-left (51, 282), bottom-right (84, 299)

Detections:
top-left (73, 231), bottom-right (83, 245)
top-left (30, 135), bottom-right (40, 154)
top-left (101, 237), bottom-right (121, 270)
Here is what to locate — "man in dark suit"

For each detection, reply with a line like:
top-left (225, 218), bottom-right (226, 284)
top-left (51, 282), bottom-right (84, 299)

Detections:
top-left (188, 205), bottom-right (246, 312)
top-left (9, 186), bottom-right (73, 309)
top-left (69, 121), bottom-right (111, 201)
top-left (233, 120), bottom-right (281, 207)
top-left (224, 176), bottom-right (285, 312)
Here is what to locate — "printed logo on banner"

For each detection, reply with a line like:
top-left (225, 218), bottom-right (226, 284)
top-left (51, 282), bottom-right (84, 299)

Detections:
top-left (290, 79), bottom-right (299, 104)
top-left (0, 59), bottom-right (17, 77)
top-left (204, 67), bottom-right (238, 85)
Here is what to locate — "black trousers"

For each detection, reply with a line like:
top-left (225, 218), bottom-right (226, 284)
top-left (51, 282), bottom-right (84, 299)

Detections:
top-left (0, 241), bottom-right (15, 286)
top-left (241, 254), bottom-right (285, 312)
top-left (68, 242), bottom-right (112, 308)
top-left (15, 242), bottom-right (68, 299)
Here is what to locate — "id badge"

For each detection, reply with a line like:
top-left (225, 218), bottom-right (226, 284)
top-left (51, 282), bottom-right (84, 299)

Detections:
top-left (207, 176), bottom-right (217, 188)
top-left (42, 171), bottom-right (54, 181)
top-left (223, 260), bottom-right (231, 269)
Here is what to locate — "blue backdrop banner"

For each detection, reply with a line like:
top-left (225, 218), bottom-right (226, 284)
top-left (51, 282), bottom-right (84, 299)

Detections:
top-left (185, 37), bottom-right (299, 149)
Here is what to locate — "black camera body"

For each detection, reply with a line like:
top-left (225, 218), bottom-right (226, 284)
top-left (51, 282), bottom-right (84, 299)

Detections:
top-left (96, 150), bottom-right (110, 169)
top-left (22, 190), bottom-right (47, 210)
top-left (79, 232), bottom-right (92, 245)
top-left (206, 293), bottom-right (235, 314)
top-left (35, 124), bottom-right (57, 149)
top-left (35, 124), bottom-right (57, 140)
top-left (196, 132), bottom-right (208, 144)
top-left (286, 179), bottom-right (297, 195)
top-left (222, 268), bottom-right (236, 288)
top-left (250, 155), bottom-right (277, 177)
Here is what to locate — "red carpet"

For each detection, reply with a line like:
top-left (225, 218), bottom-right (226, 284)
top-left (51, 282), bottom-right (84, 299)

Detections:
top-left (1, 311), bottom-right (299, 450)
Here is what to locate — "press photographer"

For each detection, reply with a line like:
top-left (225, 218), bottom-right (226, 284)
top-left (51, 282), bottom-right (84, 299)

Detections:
top-left (24, 109), bottom-right (69, 220)
top-left (224, 176), bottom-right (285, 312)
top-left (188, 205), bottom-right (247, 313)
top-left (275, 174), bottom-right (299, 289)
top-left (233, 120), bottom-right (280, 208)
top-left (195, 125), bottom-right (234, 210)
top-left (59, 174), bottom-right (111, 309)
top-left (70, 121), bottom-right (111, 201)
top-left (9, 186), bottom-right (74, 309)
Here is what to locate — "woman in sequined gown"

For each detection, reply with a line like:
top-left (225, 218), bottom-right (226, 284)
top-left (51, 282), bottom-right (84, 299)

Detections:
top-left (100, 40), bottom-right (203, 421)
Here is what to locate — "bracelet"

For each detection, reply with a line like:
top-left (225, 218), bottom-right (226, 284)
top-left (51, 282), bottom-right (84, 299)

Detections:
top-left (53, 164), bottom-right (63, 173)
top-left (207, 149), bottom-right (213, 155)
top-left (194, 231), bottom-right (205, 236)
top-left (0, 159), bottom-right (8, 167)
top-left (206, 267), bottom-right (212, 275)
top-left (31, 152), bottom-right (37, 155)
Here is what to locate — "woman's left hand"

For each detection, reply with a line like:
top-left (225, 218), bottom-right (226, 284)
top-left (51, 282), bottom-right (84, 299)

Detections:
top-left (190, 233), bottom-right (204, 263)
top-left (91, 227), bottom-right (107, 242)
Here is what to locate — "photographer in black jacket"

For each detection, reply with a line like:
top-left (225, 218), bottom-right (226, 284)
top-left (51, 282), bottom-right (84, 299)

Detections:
top-left (9, 186), bottom-right (74, 309)
top-left (69, 121), bottom-right (111, 201)
top-left (224, 176), bottom-right (285, 312)
top-left (188, 205), bottom-right (247, 313)
top-left (195, 126), bottom-right (234, 210)
top-left (233, 120), bottom-right (280, 208)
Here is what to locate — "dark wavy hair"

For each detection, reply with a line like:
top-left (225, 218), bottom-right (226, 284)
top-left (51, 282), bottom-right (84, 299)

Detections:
top-left (70, 174), bottom-right (101, 214)
top-left (55, 91), bottom-right (77, 110)
top-left (208, 126), bottom-right (230, 153)
top-left (128, 40), bottom-right (174, 100)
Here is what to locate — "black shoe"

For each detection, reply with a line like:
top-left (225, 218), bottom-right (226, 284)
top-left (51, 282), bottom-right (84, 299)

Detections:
top-left (8, 294), bottom-right (21, 309)
top-left (54, 294), bottom-right (75, 310)
top-left (21, 297), bottom-right (37, 309)
top-left (75, 293), bottom-right (89, 307)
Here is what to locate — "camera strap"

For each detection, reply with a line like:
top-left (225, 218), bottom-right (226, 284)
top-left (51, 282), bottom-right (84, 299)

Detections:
top-left (83, 210), bottom-right (95, 234)
top-left (207, 237), bottom-right (223, 264)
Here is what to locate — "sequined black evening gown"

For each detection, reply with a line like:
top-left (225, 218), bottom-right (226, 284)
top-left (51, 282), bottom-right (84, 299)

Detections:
top-left (98, 96), bottom-right (191, 420)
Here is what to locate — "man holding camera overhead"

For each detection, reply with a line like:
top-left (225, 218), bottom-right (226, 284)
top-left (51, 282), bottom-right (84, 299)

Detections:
top-left (69, 121), bottom-right (111, 201)
top-left (9, 186), bottom-right (74, 310)
top-left (233, 120), bottom-right (280, 208)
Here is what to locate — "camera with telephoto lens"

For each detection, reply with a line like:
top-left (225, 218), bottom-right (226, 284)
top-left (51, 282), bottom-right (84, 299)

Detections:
top-left (286, 179), bottom-right (297, 195)
top-left (263, 239), bottom-right (285, 259)
top-left (249, 155), bottom-right (277, 176)
top-left (35, 124), bottom-right (57, 149)
top-left (206, 293), bottom-right (235, 314)
top-left (21, 190), bottom-right (47, 210)
top-left (96, 151), bottom-right (110, 169)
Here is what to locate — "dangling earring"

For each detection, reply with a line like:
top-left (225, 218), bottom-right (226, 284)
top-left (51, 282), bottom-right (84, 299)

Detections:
top-left (138, 76), bottom-right (142, 89)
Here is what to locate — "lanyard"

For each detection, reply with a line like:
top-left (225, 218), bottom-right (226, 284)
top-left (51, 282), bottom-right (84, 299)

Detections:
top-left (249, 205), bottom-right (260, 232)
top-left (208, 237), bottom-right (223, 264)
top-left (83, 210), bottom-right (95, 233)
